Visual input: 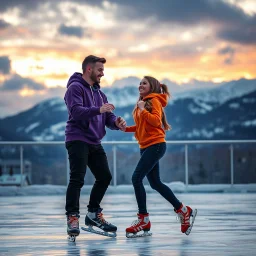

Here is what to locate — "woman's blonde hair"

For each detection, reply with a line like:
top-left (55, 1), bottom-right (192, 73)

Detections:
top-left (133, 76), bottom-right (171, 130)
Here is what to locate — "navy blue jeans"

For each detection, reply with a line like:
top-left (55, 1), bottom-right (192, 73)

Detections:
top-left (132, 142), bottom-right (181, 214)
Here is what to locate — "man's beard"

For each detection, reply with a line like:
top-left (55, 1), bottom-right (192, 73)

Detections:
top-left (90, 71), bottom-right (100, 84)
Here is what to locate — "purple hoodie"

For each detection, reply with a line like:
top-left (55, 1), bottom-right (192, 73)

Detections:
top-left (64, 72), bottom-right (119, 144)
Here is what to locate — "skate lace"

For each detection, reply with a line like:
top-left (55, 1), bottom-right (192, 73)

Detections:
top-left (69, 216), bottom-right (79, 228)
top-left (131, 219), bottom-right (142, 227)
top-left (176, 213), bottom-right (185, 224)
top-left (97, 213), bottom-right (110, 225)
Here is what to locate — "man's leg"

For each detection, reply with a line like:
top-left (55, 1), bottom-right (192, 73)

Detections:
top-left (84, 144), bottom-right (117, 233)
top-left (87, 144), bottom-right (112, 211)
top-left (65, 141), bottom-right (89, 215)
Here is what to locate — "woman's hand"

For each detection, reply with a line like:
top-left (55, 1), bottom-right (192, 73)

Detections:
top-left (137, 100), bottom-right (145, 111)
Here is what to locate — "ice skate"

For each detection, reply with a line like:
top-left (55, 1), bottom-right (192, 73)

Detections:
top-left (67, 214), bottom-right (80, 242)
top-left (126, 213), bottom-right (152, 238)
top-left (81, 208), bottom-right (117, 238)
top-left (175, 204), bottom-right (197, 235)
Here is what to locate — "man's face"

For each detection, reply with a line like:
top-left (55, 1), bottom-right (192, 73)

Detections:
top-left (90, 62), bottom-right (104, 83)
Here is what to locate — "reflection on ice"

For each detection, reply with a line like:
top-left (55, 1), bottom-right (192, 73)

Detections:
top-left (0, 193), bottom-right (256, 256)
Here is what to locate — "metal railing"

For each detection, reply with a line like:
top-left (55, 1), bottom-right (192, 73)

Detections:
top-left (0, 140), bottom-right (256, 187)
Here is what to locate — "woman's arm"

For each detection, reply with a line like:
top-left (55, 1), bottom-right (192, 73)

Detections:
top-left (125, 125), bottom-right (136, 132)
top-left (140, 98), bottom-right (162, 127)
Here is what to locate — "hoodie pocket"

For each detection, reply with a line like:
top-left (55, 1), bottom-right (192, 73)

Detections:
top-left (77, 120), bottom-right (89, 131)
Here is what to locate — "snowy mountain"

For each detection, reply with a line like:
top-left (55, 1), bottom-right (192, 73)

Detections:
top-left (100, 78), bottom-right (256, 109)
top-left (175, 78), bottom-right (256, 104)
top-left (0, 78), bottom-right (255, 142)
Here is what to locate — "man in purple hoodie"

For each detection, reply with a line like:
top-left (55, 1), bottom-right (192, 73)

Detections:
top-left (64, 55), bottom-right (126, 239)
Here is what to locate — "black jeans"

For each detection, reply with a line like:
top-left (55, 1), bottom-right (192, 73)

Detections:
top-left (65, 140), bottom-right (112, 215)
top-left (132, 142), bottom-right (181, 214)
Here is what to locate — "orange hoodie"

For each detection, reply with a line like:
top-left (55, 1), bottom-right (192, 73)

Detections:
top-left (125, 93), bottom-right (168, 148)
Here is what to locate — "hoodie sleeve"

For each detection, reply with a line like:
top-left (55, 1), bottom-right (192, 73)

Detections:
top-left (140, 98), bottom-right (162, 127)
top-left (65, 83), bottom-right (100, 120)
top-left (105, 112), bottom-right (119, 130)
top-left (125, 125), bottom-right (136, 132)
top-left (100, 92), bottom-right (119, 130)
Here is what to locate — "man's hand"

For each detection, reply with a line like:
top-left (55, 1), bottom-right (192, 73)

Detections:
top-left (137, 100), bottom-right (145, 110)
top-left (100, 103), bottom-right (115, 113)
top-left (115, 116), bottom-right (126, 131)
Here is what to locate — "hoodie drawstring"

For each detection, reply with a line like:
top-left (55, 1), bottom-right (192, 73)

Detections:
top-left (98, 91), bottom-right (104, 106)
top-left (90, 86), bottom-right (96, 105)
top-left (90, 86), bottom-right (104, 106)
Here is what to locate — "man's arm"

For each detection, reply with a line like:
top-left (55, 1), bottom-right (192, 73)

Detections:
top-left (101, 91), bottom-right (124, 130)
top-left (105, 111), bottom-right (119, 130)
top-left (65, 84), bottom-right (100, 120)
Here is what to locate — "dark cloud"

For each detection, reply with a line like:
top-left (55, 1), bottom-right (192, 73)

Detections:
top-left (0, 0), bottom-right (102, 12)
top-left (0, 74), bottom-right (45, 91)
top-left (113, 0), bottom-right (256, 45)
top-left (218, 46), bottom-right (235, 55)
top-left (0, 0), bottom-right (255, 45)
top-left (0, 0), bottom-right (42, 12)
top-left (58, 24), bottom-right (84, 38)
top-left (0, 19), bottom-right (10, 29)
top-left (218, 46), bottom-right (235, 65)
top-left (0, 56), bottom-right (11, 74)
top-left (0, 0), bottom-right (253, 26)
top-left (218, 24), bottom-right (256, 45)
top-left (113, 0), bottom-right (247, 25)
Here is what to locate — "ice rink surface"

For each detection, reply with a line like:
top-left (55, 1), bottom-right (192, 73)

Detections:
top-left (0, 193), bottom-right (256, 256)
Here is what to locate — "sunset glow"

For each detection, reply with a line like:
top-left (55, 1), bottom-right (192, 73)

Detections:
top-left (0, 0), bottom-right (255, 116)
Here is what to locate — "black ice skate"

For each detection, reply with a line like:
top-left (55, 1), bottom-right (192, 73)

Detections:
top-left (81, 208), bottom-right (117, 238)
top-left (67, 214), bottom-right (80, 242)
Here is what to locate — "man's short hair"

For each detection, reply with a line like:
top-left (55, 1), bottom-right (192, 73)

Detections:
top-left (82, 55), bottom-right (106, 72)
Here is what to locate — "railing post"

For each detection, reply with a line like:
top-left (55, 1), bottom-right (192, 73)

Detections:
top-left (20, 145), bottom-right (23, 187)
top-left (185, 144), bottom-right (189, 190)
top-left (113, 145), bottom-right (117, 187)
top-left (230, 144), bottom-right (234, 187)
top-left (66, 151), bottom-right (69, 186)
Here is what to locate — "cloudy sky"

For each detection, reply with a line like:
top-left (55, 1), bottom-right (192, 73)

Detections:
top-left (0, 0), bottom-right (256, 117)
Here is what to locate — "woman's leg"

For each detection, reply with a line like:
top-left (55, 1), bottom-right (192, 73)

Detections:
top-left (147, 162), bottom-right (181, 210)
top-left (132, 143), bottom-right (166, 214)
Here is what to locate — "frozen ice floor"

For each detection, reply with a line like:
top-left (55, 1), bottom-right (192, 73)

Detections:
top-left (0, 193), bottom-right (256, 256)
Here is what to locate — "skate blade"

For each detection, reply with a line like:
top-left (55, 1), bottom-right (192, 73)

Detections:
top-left (67, 235), bottom-right (77, 242)
top-left (185, 208), bottom-right (197, 235)
top-left (81, 226), bottom-right (117, 238)
top-left (126, 231), bottom-right (152, 238)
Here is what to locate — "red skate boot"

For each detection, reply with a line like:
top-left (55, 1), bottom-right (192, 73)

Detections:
top-left (126, 213), bottom-right (152, 238)
top-left (175, 204), bottom-right (197, 235)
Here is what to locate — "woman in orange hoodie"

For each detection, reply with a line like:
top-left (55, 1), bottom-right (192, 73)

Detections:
top-left (125, 76), bottom-right (197, 238)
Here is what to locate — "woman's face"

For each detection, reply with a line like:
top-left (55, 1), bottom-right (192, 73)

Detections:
top-left (139, 78), bottom-right (151, 97)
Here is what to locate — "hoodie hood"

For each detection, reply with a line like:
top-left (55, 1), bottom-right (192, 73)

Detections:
top-left (143, 93), bottom-right (168, 107)
top-left (67, 72), bottom-right (100, 90)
